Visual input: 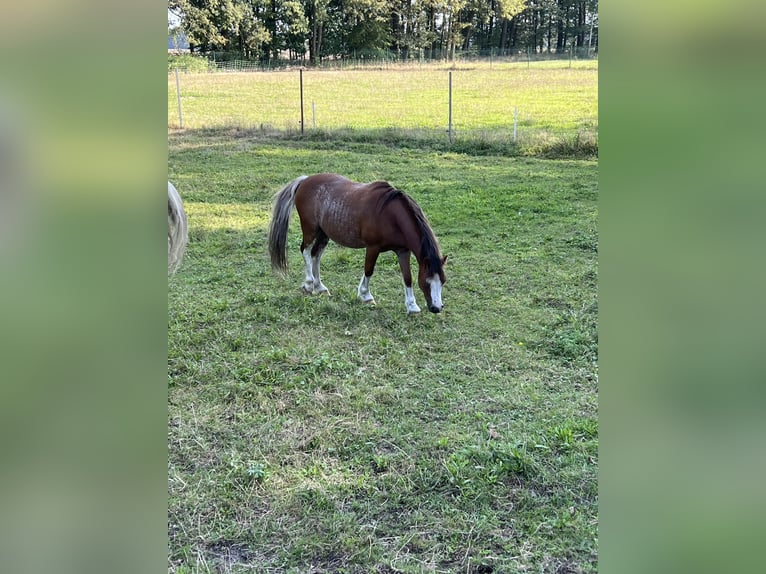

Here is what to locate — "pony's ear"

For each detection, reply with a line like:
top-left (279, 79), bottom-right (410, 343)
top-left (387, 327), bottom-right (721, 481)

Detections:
top-left (442, 255), bottom-right (448, 266)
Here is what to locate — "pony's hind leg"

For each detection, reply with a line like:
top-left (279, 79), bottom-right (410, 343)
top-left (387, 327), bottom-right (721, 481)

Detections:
top-left (300, 243), bottom-right (316, 294)
top-left (300, 243), bottom-right (331, 295)
top-left (299, 216), bottom-right (330, 295)
top-left (309, 231), bottom-right (330, 295)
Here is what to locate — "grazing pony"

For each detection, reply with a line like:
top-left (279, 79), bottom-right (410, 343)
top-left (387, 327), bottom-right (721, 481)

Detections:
top-left (167, 181), bottom-right (188, 274)
top-left (268, 173), bottom-right (447, 314)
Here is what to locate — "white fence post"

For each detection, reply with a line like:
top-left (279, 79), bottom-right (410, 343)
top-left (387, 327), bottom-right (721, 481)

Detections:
top-left (448, 71), bottom-right (453, 144)
top-left (175, 68), bottom-right (183, 129)
top-left (299, 68), bottom-right (305, 134)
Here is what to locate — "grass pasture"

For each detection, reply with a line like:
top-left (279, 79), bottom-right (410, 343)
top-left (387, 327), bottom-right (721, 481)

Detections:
top-left (168, 127), bottom-right (598, 572)
top-left (168, 60), bottom-right (597, 157)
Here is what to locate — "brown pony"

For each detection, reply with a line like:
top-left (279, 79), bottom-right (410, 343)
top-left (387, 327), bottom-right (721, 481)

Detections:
top-left (268, 173), bottom-right (447, 314)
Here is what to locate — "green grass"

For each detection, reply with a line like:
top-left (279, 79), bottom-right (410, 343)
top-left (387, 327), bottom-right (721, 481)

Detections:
top-left (169, 53), bottom-right (215, 73)
top-left (168, 129), bottom-right (597, 572)
top-left (168, 60), bottom-right (597, 157)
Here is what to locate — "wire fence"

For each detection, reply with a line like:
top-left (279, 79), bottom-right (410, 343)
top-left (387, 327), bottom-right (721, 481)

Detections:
top-left (167, 60), bottom-right (598, 156)
top-left (169, 47), bottom-right (598, 74)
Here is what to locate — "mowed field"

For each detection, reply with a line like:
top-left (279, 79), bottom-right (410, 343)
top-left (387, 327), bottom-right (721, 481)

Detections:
top-left (168, 62), bottom-right (597, 573)
top-left (168, 60), bottom-right (597, 150)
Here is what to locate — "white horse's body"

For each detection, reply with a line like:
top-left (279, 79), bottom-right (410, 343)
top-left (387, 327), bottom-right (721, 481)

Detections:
top-left (168, 181), bottom-right (188, 274)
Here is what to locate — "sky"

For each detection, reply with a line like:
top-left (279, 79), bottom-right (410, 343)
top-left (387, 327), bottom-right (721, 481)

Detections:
top-left (168, 9), bottom-right (180, 29)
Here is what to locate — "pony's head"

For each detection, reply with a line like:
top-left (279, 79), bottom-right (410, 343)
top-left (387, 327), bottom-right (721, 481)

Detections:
top-left (417, 254), bottom-right (448, 313)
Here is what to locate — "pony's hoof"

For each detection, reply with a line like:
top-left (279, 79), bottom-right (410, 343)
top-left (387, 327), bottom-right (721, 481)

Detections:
top-left (407, 307), bottom-right (421, 315)
top-left (314, 288), bottom-right (331, 296)
top-left (358, 290), bottom-right (375, 303)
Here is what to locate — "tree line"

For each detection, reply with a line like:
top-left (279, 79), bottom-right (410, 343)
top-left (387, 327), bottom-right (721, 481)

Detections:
top-left (169, 1), bottom-right (598, 63)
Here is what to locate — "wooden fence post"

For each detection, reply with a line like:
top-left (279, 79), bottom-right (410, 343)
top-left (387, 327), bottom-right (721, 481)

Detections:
top-left (448, 71), bottom-right (453, 144)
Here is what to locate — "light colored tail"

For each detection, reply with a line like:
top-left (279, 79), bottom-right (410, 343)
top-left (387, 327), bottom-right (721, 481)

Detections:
top-left (168, 181), bottom-right (188, 274)
top-left (268, 176), bottom-right (308, 274)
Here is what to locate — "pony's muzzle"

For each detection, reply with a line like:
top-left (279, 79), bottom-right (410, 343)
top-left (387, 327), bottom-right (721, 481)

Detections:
top-left (428, 304), bottom-right (442, 314)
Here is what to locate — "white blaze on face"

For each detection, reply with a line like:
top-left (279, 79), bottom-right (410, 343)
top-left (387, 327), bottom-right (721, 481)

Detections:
top-left (427, 274), bottom-right (443, 309)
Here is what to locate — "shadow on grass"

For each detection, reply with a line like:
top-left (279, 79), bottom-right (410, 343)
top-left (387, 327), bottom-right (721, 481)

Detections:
top-left (170, 125), bottom-right (598, 160)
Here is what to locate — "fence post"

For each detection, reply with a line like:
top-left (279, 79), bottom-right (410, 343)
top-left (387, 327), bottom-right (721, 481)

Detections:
top-left (513, 106), bottom-right (517, 143)
top-left (174, 68), bottom-right (183, 129)
top-left (448, 71), bottom-right (453, 144)
top-left (299, 68), bottom-right (305, 134)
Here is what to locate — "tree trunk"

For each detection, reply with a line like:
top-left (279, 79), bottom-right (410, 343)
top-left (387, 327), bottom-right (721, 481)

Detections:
top-left (270, 0), bottom-right (276, 60)
top-left (556, 0), bottom-right (565, 53)
top-left (391, 10), bottom-right (400, 56)
top-left (577, 1), bottom-right (586, 47)
top-left (488, 5), bottom-right (495, 49)
top-left (308, 1), bottom-right (323, 65)
top-left (440, 10), bottom-right (447, 55)
top-left (499, 19), bottom-right (507, 51)
top-left (547, 12), bottom-right (552, 53)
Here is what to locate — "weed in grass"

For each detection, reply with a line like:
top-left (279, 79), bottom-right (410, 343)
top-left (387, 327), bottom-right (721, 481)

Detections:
top-left (537, 306), bottom-right (598, 365)
top-left (446, 441), bottom-right (536, 497)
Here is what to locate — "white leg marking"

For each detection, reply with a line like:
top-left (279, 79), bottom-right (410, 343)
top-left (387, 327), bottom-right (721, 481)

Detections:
top-left (427, 275), bottom-right (443, 311)
top-left (311, 253), bottom-right (329, 295)
top-left (357, 274), bottom-right (375, 304)
top-left (404, 286), bottom-right (421, 314)
top-left (301, 246), bottom-right (315, 293)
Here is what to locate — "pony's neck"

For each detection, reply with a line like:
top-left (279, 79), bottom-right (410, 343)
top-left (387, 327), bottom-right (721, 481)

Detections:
top-left (413, 233), bottom-right (432, 268)
top-left (394, 198), bottom-right (426, 261)
top-left (398, 196), bottom-right (439, 274)
top-left (384, 189), bottom-right (440, 273)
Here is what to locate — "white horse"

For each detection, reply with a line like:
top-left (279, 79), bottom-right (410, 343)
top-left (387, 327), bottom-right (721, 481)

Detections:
top-left (168, 181), bottom-right (188, 274)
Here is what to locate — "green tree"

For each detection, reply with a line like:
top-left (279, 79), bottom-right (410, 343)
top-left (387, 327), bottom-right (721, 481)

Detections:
top-left (304, 0), bottom-right (330, 63)
top-left (170, 0), bottom-right (228, 51)
top-left (236, 0), bottom-right (271, 59)
top-left (263, 0), bottom-right (308, 60)
top-left (168, 0), bottom-right (595, 62)
top-left (345, 0), bottom-right (390, 55)
top-left (318, 0), bottom-right (390, 60)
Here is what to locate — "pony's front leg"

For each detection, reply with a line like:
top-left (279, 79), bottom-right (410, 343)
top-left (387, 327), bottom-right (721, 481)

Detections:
top-left (357, 248), bottom-right (379, 304)
top-left (397, 251), bottom-right (421, 314)
top-left (357, 274), bottom-right (375, 304)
